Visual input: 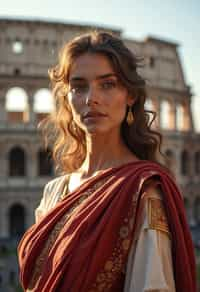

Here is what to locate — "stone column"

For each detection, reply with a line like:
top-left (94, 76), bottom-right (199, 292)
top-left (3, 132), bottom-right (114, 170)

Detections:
top-left (0, 147), bottom-right (7, 179)
top-left (189, 197), bottom-right (196, 226)
top-left (26, 88), bottom-right (36, 126)
top-left (169, 102), bottom-right (177, 130)
top-left (183, 103), bottom-right (192, 131)
top-left (173, 149), bottom-right (180, 178)
top-left (27, 145), bottom-right (38, 179)
top-left (186, 96), bottom-right (194, 131)
top-left (1, 203), bottom-right (9, 237)
top-left (25, 202), bottom-right (35, 227)
top-left (0, 88), bottom-right (7, 127)
top-left (0, 204), bottom-right (6, 237)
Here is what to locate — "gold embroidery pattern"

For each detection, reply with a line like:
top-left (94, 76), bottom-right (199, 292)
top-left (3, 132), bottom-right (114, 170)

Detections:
top-left (88, 173), bottom-right (161, 291)
top-left (88, 198), bottom-right (138, 292)
top-left (147, 197), bottom-right (170, 236)
top-left (28, 200), bottom-right (78, 289)
top-left (28, 177), bottom-right (108, 290)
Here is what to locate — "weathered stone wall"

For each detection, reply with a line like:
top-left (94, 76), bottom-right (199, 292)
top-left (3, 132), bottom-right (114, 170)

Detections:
top-left (0, 18), bottom-right (199, 236)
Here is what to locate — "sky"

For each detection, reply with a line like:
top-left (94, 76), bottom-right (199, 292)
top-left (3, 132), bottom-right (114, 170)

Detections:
top-left (1, 0), bottom-right (200, 131)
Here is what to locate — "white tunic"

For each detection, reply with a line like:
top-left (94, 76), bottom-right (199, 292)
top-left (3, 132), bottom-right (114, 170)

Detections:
top-left (35, 176), bottom-right (176, 292)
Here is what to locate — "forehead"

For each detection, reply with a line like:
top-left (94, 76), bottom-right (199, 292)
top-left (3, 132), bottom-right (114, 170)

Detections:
top-left (69, 53), bottom-right (115, 80)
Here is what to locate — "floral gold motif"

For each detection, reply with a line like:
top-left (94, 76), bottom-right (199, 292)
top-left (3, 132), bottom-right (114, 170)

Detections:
top-left (27, 177), bottom-right (108, 290)
top-left (104, 260), bottom-right (113, 271)
top-left (119, 226), bottom-right (129, 238)
top-left (122, 239), bottom-right (131, 251)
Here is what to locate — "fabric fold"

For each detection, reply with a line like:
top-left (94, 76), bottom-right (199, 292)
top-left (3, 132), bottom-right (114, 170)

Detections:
top-left (18, 160), bottom-right (197, 292)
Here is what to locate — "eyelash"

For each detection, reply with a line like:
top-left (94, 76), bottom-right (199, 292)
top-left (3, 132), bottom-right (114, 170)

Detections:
top-left (70, 80), bottom-right (117, 94)
top-left (71, 85), bottom-right (88, 94)
top-left (101, 80), bottom-right (117, 89)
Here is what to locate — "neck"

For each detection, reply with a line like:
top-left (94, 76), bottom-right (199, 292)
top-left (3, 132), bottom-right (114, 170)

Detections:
top-left (79, 129), bottom-right (137, 178)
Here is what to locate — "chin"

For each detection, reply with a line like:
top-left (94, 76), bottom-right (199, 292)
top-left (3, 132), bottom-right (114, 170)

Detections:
top-left (84, 124), bottom-right (110, 135)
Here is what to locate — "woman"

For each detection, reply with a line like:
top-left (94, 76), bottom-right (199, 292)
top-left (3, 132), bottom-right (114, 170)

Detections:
top-left (18, 31), bottom-right (196, 291)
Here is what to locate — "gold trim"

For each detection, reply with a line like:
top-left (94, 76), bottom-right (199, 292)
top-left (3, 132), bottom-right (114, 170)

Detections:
top-left (27, 177), bottom-right (108, 290)
top-left (147, 197), bottom-right (170, 236)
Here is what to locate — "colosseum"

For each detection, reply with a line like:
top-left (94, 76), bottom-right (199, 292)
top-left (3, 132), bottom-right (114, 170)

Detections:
top-left (0, 18), bottom-right (199, 290)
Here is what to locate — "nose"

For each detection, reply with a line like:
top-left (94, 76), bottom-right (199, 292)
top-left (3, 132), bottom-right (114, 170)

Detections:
top-left (85, 85), bottom-right (98, 106)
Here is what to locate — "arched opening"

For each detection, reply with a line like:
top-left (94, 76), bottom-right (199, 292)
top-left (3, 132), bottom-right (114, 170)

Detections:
top-left (13, 68), bottom-right (21, 76)
top-left (38, 148), bottom-right (54, 176)
top-left (12, 40), bottom-right (23, 54)
top-left (149, 56), bottom-right (155, 68)
top-left (194, 152), bottom-right (200, 174)
top-left (144, 98), bottom-right (154, 111)
top-left (160, 100), bottom-right (171, 129)
top-left (194, 197), bottom-right (200, 225)
top-left (5, 87), bottom-right (28, 123)
top-left (9, 146), bottom-right (26, 176)
top-left (176, 104), bottom-right (185, 131)
top-left (181, 150), bottom-right (189, 175)
top-left (144, 98), bottom-right (157, 128)
top-left (9, 271), bottom-right (16, 285)
top-left (34, 88), bottom-right (54, 123)
top-left (9, 203), bottom-right (25, 238)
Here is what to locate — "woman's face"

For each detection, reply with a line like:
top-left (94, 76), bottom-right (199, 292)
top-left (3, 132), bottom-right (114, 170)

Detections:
top-left (67, 53), bottom-right (133, 135)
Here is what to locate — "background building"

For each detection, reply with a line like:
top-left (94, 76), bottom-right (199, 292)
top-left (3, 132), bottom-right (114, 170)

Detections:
top-left (0, 18), bottom-right (200, 291)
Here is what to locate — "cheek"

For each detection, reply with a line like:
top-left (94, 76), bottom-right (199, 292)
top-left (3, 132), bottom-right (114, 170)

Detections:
top-left (108, 93), bottom-right (127, 122)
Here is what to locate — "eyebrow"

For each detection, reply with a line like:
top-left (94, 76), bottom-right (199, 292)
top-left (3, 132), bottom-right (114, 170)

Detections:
top-left (69, 73), bottom-right (117, 82)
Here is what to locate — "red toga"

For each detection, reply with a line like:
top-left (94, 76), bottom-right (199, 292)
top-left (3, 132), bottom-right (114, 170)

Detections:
top-left (18, 161), bottom-right (197, 291)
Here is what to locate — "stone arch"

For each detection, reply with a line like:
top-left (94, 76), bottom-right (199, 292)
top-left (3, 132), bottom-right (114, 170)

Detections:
top-left (194, 151), bottom-right (200, 174)
top-left (144, 98), bottom-right (154, 111)
top-left (180, 150), bottom-right (189, 175)
top-left (144, 98), bottom-right (157, 128)
top-left (12, 39), bottom-right (24, 55)
top-left (34, 88), bottom-right (54, 122)
top-left (8, 146), bottom-right (26, 176)
top-left (8, 203), bottom-right (26, 238)
top-left (38, 148), bottom-right (54, 176)
top-left (160, 99), bottom-right (171, 129)
top-left (5, 87), bottom-right (29, 123)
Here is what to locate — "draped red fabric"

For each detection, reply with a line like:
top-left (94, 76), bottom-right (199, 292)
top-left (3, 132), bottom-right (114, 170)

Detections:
top-left (18, 161), bottom-right (197, 292)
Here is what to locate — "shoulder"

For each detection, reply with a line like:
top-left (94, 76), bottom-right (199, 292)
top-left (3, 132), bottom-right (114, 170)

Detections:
top-left (42, 175), bottom-right (68, 204)
top-left (141, 179), bottom-right (170, 237)
top-left (134, 160), bottom-right (173, 179)
top-left (45, 175), bottom-right (67, 192)
top-left (35, 175), bottom-right (67, 222)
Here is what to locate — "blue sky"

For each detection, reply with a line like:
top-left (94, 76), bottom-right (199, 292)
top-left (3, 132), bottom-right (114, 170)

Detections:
top-left (1, 0), bottom-right (200, 130)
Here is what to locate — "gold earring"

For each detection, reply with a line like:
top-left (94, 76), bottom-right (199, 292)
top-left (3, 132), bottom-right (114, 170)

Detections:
top-left (127, 106), bottom-right (134, 125)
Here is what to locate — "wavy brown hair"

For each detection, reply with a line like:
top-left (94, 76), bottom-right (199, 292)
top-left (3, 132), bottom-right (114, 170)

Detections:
top-left (41, 31), bottom-right (163, 174)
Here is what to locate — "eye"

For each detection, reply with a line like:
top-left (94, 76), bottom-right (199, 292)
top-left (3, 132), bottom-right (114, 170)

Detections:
top-left (70, 84), bottom-right (88, 95)
top-left (101, 80), bottom-right (117, 89)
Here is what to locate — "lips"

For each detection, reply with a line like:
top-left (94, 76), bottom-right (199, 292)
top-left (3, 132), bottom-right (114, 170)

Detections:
top-left (83, 111), bottom-right (107, 119)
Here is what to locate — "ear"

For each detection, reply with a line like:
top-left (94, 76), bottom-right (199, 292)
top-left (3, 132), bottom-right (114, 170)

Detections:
top-left (126, 94), bottom-right (136, 107)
